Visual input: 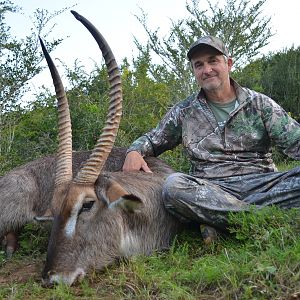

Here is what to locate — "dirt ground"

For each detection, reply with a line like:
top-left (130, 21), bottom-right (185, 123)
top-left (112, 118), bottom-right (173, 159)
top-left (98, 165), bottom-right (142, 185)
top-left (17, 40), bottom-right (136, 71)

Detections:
top-left (0, 258), bottom-right (43, 285)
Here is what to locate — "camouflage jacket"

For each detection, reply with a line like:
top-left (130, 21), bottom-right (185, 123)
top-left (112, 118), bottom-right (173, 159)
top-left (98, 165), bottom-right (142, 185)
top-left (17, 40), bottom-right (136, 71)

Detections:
top-left (128, 79), bottom-right (300, 179)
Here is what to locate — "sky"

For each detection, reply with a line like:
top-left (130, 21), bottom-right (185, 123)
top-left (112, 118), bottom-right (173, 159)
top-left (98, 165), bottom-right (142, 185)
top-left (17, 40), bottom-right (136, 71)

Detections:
top-left (5, 0), bottom-right (300, 101)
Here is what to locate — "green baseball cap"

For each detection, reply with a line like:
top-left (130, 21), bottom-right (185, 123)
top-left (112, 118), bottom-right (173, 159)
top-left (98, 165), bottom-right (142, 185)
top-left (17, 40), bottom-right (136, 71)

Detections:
top-left (187, 35), bottom-right (229, 60)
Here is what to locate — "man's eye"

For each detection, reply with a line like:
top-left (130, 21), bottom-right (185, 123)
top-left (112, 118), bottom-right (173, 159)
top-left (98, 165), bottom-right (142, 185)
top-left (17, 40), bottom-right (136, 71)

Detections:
top-left (79, 201), bottom-right (95, 214)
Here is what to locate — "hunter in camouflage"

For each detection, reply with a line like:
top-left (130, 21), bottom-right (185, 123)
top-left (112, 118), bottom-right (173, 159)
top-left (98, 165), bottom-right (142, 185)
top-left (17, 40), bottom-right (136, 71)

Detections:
top-left (123, 35), bottom-right (300, 239)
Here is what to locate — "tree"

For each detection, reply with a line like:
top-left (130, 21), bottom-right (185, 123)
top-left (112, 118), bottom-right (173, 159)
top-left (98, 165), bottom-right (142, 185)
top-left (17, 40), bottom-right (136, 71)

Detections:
top-left (1, 97), bottom-right (58, 172)
top-left (0, 1), bottom-right (65, 158)
top-left (135, 0), bottom-right (273, 100)
top-left (234, 46), bottom-right (300, 120)
top-left (120, 53), bottom-right (173, 141)
top-left (260, 47), bottom-right (300, 120)
top-left (232, 46), bottom-right (300, 165)
top-left (232, 57), bottom-right (265, 93)
top-left (63, 60), bottom-right (112, 151)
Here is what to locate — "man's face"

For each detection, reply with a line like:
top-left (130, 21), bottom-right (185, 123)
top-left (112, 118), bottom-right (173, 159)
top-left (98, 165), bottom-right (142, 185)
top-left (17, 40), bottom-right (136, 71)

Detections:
top-left (190, 46), bottom-right (232, 93)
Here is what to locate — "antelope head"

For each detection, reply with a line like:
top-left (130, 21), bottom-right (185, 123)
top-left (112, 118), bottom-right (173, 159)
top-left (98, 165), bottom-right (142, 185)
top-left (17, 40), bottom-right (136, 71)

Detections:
top-left (40, 11), bottom-right (135, 286)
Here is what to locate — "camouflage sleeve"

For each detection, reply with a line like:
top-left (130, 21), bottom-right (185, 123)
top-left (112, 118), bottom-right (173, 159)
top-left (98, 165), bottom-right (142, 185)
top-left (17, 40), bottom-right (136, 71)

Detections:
top-left (261, 96), bottom-right (300, 159)
top-left (127, 104), bottom-right (183, 157)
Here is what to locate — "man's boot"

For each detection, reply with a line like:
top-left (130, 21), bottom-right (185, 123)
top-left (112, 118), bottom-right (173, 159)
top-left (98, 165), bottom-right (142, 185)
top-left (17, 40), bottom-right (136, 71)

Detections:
top-left (200, 225), bottom-right (218, 245)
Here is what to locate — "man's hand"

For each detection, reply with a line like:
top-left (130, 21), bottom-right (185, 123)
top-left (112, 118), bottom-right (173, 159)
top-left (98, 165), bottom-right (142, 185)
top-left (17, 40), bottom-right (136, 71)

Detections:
top-left (122, 151), bottom-right (152, 173)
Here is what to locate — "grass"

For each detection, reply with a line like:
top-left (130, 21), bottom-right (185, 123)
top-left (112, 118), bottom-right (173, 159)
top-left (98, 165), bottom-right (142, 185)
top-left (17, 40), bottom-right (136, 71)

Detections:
top-left (276, 159), bottom-right (300, 172)
top-left (1, 161), bottom-right (300, 299)
top-left (1, 206), bottom-right (300, 299)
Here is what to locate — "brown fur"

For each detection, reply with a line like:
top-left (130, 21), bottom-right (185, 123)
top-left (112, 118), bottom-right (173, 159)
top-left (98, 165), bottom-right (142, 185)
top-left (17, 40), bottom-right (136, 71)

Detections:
top-left (0, 148), bottom-right (125, 244)
top-left (42, 163), bottom-right (183, 286)
top-left (2, 11), bottom-right (184, 286)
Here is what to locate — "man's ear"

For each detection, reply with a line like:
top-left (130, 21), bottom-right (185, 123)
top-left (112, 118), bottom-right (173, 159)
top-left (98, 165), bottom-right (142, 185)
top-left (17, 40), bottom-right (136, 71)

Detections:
top-left (227, 57), bottom-right (233, 71)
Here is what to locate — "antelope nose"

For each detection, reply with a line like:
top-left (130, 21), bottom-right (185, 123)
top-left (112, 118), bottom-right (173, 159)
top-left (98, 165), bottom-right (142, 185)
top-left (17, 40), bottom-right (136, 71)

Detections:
top-left (41, 270), bottom-right (55, 287)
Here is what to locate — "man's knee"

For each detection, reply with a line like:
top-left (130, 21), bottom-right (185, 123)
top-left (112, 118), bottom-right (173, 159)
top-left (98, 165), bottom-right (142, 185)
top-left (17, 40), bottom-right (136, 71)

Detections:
top-left (162, 172), bottom-right (186, 205)
top-left (162, 172), bottom-right (192, 222)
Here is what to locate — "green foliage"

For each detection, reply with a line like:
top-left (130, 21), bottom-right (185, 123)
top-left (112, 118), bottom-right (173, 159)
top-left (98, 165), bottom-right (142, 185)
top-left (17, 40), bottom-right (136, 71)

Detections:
top-left (0, 222), bottom-right (50, 269)
top-left (0, 2), bottom-right (66, 169)
top-left (2, 46), bottom-right (299, 173)
top-left (120, 54), bottom-right (173, 141)
top-left (64, 62), bottom-right (110, 151)
top-left (159, 145), bottom-right (190, 173)
top-left (232, 57), bottom-right (265, 92)
top-left (276, 159), bottom-right (300, 172)
top-left (1, 2), bottom-right (300, 299)
top-left (0, 0), bottom-right (281, 173)
top-left (96, 208), bottom-right (299, 299)
top-left (235, 47), bottom-right (300, 120)
top-left (135, 0), bottom-right (273, 101)
top-left (17, 223), bottom-right (51, 258)
top-left (0, 5), bottom-right (65, 110)
top-left (0, 93), bottom-right (58, 173)
top-left (0, 48), bottom-right (177, 172)
top-left (229, 206), bottom-right (300, 251)
top-left (260, 47), bottom-right (300, 120)
top-left (233, 46), bottom-right (300, 166)
top-left (185, 0), bottom-right (272, 67)
top-left (0, 1), bottom-right (19, 54)
top-left (2, 207), bottom-right (299, 299)
top-left (57, 55), bottom-right (174, 152)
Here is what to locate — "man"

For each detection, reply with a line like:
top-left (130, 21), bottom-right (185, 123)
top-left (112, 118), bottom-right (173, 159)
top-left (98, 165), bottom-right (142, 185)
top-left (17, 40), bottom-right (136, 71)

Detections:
top-left (122, 35), bottom-right (300, 244)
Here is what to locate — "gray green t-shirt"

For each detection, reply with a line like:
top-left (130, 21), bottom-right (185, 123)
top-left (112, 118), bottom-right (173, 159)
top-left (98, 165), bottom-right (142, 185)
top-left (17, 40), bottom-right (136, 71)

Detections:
top-left (208, 99), bottom-right (238, 128)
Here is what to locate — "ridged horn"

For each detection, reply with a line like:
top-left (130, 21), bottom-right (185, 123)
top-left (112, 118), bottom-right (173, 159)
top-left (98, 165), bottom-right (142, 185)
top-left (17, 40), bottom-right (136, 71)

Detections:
top-left (39, 37), bottom-right (73, 186)
top-left (70, 11), bottom-right (122, 185)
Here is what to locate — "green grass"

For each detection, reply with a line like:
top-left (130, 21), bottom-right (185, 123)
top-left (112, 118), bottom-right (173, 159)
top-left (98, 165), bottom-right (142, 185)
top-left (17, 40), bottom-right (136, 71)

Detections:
top-left (276, 160), bottom-right (300, 172)
top-left (1, 161), bottom-right (300, 299)
top-left (1, 206), bottom-right (300, 299)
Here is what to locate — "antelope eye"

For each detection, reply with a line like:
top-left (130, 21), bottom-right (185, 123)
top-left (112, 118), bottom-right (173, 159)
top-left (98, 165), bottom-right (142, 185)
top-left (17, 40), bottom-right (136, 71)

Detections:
top-left (79, 200), bottom-right (95, 215)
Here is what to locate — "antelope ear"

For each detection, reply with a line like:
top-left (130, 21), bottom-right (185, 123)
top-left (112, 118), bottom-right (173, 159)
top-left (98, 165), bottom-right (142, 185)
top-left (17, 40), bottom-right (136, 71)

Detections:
top-left (108, 194), bottom-right (144, 213)
top-left (105, 179), bottom-right (130, 202)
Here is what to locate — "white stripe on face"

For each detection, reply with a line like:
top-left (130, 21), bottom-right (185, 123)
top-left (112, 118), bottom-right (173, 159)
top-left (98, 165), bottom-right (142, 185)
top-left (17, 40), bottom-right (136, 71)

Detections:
top-left (64, 192), bottom-right (86, 237)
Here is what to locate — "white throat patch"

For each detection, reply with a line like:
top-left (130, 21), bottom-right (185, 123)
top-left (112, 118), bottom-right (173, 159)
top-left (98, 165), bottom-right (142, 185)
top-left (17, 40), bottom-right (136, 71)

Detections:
top-left (120, 231), bottom-right (142, 257)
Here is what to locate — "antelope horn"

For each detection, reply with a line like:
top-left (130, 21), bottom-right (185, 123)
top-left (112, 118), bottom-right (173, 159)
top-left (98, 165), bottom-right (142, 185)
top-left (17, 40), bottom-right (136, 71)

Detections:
top-left (39, 37), bottom-right (73, 186)
top-left (70, 11), bottom-right (122, 185)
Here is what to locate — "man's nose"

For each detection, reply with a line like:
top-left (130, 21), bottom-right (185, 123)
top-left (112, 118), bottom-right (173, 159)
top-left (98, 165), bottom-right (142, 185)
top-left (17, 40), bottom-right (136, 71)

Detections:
top-left (203, 63), bottom-right (212, 73)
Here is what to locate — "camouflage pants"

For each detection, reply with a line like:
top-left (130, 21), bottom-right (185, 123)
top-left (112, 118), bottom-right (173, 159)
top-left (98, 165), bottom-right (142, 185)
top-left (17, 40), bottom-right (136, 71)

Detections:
top-left (162, 167), bottom-right (300, 230)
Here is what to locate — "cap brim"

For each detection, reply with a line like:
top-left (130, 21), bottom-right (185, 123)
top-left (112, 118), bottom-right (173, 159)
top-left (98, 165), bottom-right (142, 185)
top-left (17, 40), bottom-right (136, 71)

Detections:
top-left (187, 43), bottom-right (224, 60)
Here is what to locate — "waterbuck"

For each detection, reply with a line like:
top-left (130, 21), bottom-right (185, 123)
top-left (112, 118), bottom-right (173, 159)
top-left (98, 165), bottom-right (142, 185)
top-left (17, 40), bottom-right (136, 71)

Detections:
top-left (36, 11), bottom-right (182, 286)
top-left (0, 147), bottom-right (131, 256)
